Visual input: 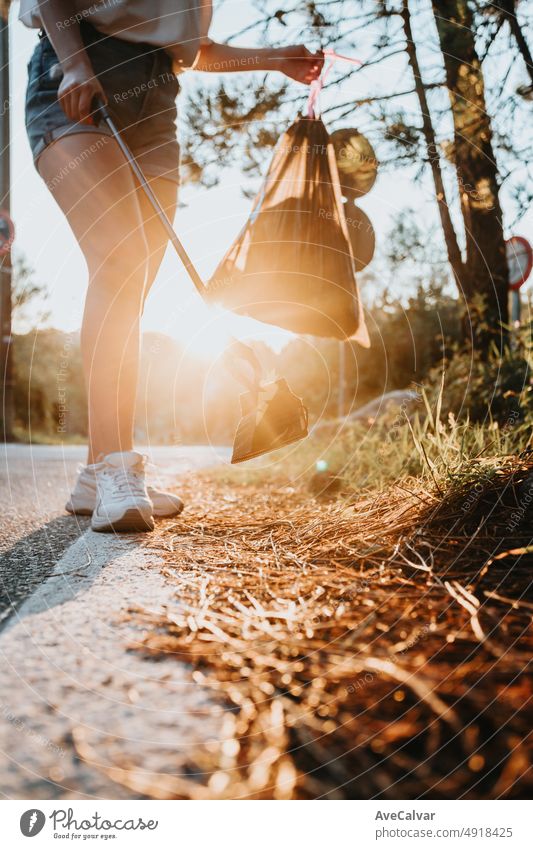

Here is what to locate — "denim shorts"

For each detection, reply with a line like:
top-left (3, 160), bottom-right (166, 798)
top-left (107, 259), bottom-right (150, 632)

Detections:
top-left (25, 22), bottom-right (181, 184)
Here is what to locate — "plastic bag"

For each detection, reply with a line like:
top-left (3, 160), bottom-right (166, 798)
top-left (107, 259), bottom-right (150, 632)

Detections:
top-left (208, 117), bottom-right (370, 345)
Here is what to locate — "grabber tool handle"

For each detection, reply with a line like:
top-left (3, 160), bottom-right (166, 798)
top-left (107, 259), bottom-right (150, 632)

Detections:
top-left (92, 95), bottom-right (208, 298)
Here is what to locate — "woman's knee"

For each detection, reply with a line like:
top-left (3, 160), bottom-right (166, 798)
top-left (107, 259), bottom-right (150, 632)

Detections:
top-left (86, 232), bottom-right (149, 299)
top-left (38, 135), bottom-right (150, 298)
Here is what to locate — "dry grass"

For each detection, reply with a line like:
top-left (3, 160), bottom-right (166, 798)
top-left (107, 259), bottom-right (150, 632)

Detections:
top-left (80, 449), bottom-right (533, 800)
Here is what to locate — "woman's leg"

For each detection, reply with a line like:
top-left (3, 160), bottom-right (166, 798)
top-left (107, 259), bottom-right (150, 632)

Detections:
top-left (38, 132), bottom-right (150, 464)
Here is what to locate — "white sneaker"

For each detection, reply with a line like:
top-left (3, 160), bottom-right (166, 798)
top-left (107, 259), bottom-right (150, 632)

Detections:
top-left (66, 460), bottom-right (183, 518)
top-left (90, 451), bottom-right (155, 533)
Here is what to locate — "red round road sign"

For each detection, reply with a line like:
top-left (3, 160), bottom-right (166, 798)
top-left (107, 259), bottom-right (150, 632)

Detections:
top-left (0, 209), bottom-right (14, 256)
top-left (506, 235), bottom-right (533, 291)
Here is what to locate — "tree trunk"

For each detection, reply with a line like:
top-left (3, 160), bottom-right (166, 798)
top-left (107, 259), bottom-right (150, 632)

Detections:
top-left (501, 0), bottom-right (533, 84)
top-left (431, 0), bottom-right (509, 349)
top-left (400, 1), bottom-right (465, 294)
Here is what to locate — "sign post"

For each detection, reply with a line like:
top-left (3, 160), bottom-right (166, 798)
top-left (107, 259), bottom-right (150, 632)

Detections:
top-left (0, 0), bottom-right (14, 442)
top-left (511, 288), bottom-right (521, 327)
top-left (506, 236), bottom-right (532, 338)
top-left (0, 2), bottom-right (12, 441)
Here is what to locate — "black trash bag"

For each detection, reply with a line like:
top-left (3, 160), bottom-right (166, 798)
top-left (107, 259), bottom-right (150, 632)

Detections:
top-left (207, 117), bottom-right (370, 344)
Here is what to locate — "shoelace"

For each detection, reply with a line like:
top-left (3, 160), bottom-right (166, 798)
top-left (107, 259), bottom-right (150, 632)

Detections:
top-left (101, 466), bottom-right (147, 500)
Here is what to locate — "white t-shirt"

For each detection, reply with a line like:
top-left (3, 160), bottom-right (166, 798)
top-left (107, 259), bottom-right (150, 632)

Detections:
top-left (19, 1), bottom-right (213, 67)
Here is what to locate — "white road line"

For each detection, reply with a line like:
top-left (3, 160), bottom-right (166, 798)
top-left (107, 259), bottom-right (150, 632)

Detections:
top-left (2, 530), bottom-right (104, 631)
top-left (0, 529), bottom-right (221, 799)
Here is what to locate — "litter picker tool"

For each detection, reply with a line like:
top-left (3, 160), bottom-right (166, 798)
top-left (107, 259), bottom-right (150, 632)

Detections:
top-left (92, 96), bottom-right (308, 463)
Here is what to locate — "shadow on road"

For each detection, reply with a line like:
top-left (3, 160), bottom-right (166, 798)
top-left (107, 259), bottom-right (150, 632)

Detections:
top-left (0, 514), bottom-right (90, 631)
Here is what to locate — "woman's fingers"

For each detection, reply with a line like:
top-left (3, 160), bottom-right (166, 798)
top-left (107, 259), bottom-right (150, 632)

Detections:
top-left (62, 88), bottom-right (85, 123)
top-left (58, 88), bottom-right (74, 121)
top-left (58, 71), bottom-right (106, 123)
top-left (79, 83), bottom-right (99, 123)
top-left (306, 50), bottom-right (324, 81)
top-left (312, 49), bottom-right (324, 72)
top-left (284, 46), bottom-right (323, 84)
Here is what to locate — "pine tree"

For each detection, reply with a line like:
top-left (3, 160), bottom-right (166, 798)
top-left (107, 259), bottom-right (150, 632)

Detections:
top-left (180, 0), bottom-right (532, 348)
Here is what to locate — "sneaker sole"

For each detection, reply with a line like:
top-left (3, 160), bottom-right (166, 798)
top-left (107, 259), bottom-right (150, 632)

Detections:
top-left (91, 508), bottom-right (155, 533)
top-left (67, 499), bottom-right (184, 518)
top-left (65, 505), bottom-right (93, 516)
top-left (69, 505), bottom-right (183, 518)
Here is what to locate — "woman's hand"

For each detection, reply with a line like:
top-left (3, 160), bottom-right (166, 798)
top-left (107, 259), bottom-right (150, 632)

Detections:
top-left (274, 45), bottom-right (324, 84)
top-left (58, 62), bottom-right (106, 124)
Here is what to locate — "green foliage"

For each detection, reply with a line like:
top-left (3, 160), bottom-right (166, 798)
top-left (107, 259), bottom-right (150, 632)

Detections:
top-left (425, 336), bottom-right (533, 425)
top-left (10, 330), bottom-right (244, 446)
top-left (10, 282), bottom-right (462, 445)
top-left (212, 378), bottom-right (533, 496)
top-left (180, 80), bottom-right (288, 187)
top-left (12, 330), bottom-right (86, 440)
top-left (383, 114), bottom-right (422, 159)
top-left (347, 283), bottom-right (460, 405)
top-left (11, 253), bottom-right (50, 330)
top-left (384, 209), bottom-right (451, 288)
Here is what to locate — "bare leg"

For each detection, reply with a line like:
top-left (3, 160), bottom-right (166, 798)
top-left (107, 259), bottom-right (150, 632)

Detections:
top-left (38, 133), bottom-right (150, 464)
top-left (38, 136), bottom-right (179, 463)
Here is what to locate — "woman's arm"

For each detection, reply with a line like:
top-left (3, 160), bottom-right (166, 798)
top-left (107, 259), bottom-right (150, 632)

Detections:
top-left (193, 42), bottom-right (323, 84)
top-left (37, 0), bottom-right (106, 123)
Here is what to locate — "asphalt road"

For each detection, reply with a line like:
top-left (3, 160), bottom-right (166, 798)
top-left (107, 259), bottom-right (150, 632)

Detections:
top-left (0, 443), bottom-right (230, 799)
top-left (0, 443), bottom-right (228, 627)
